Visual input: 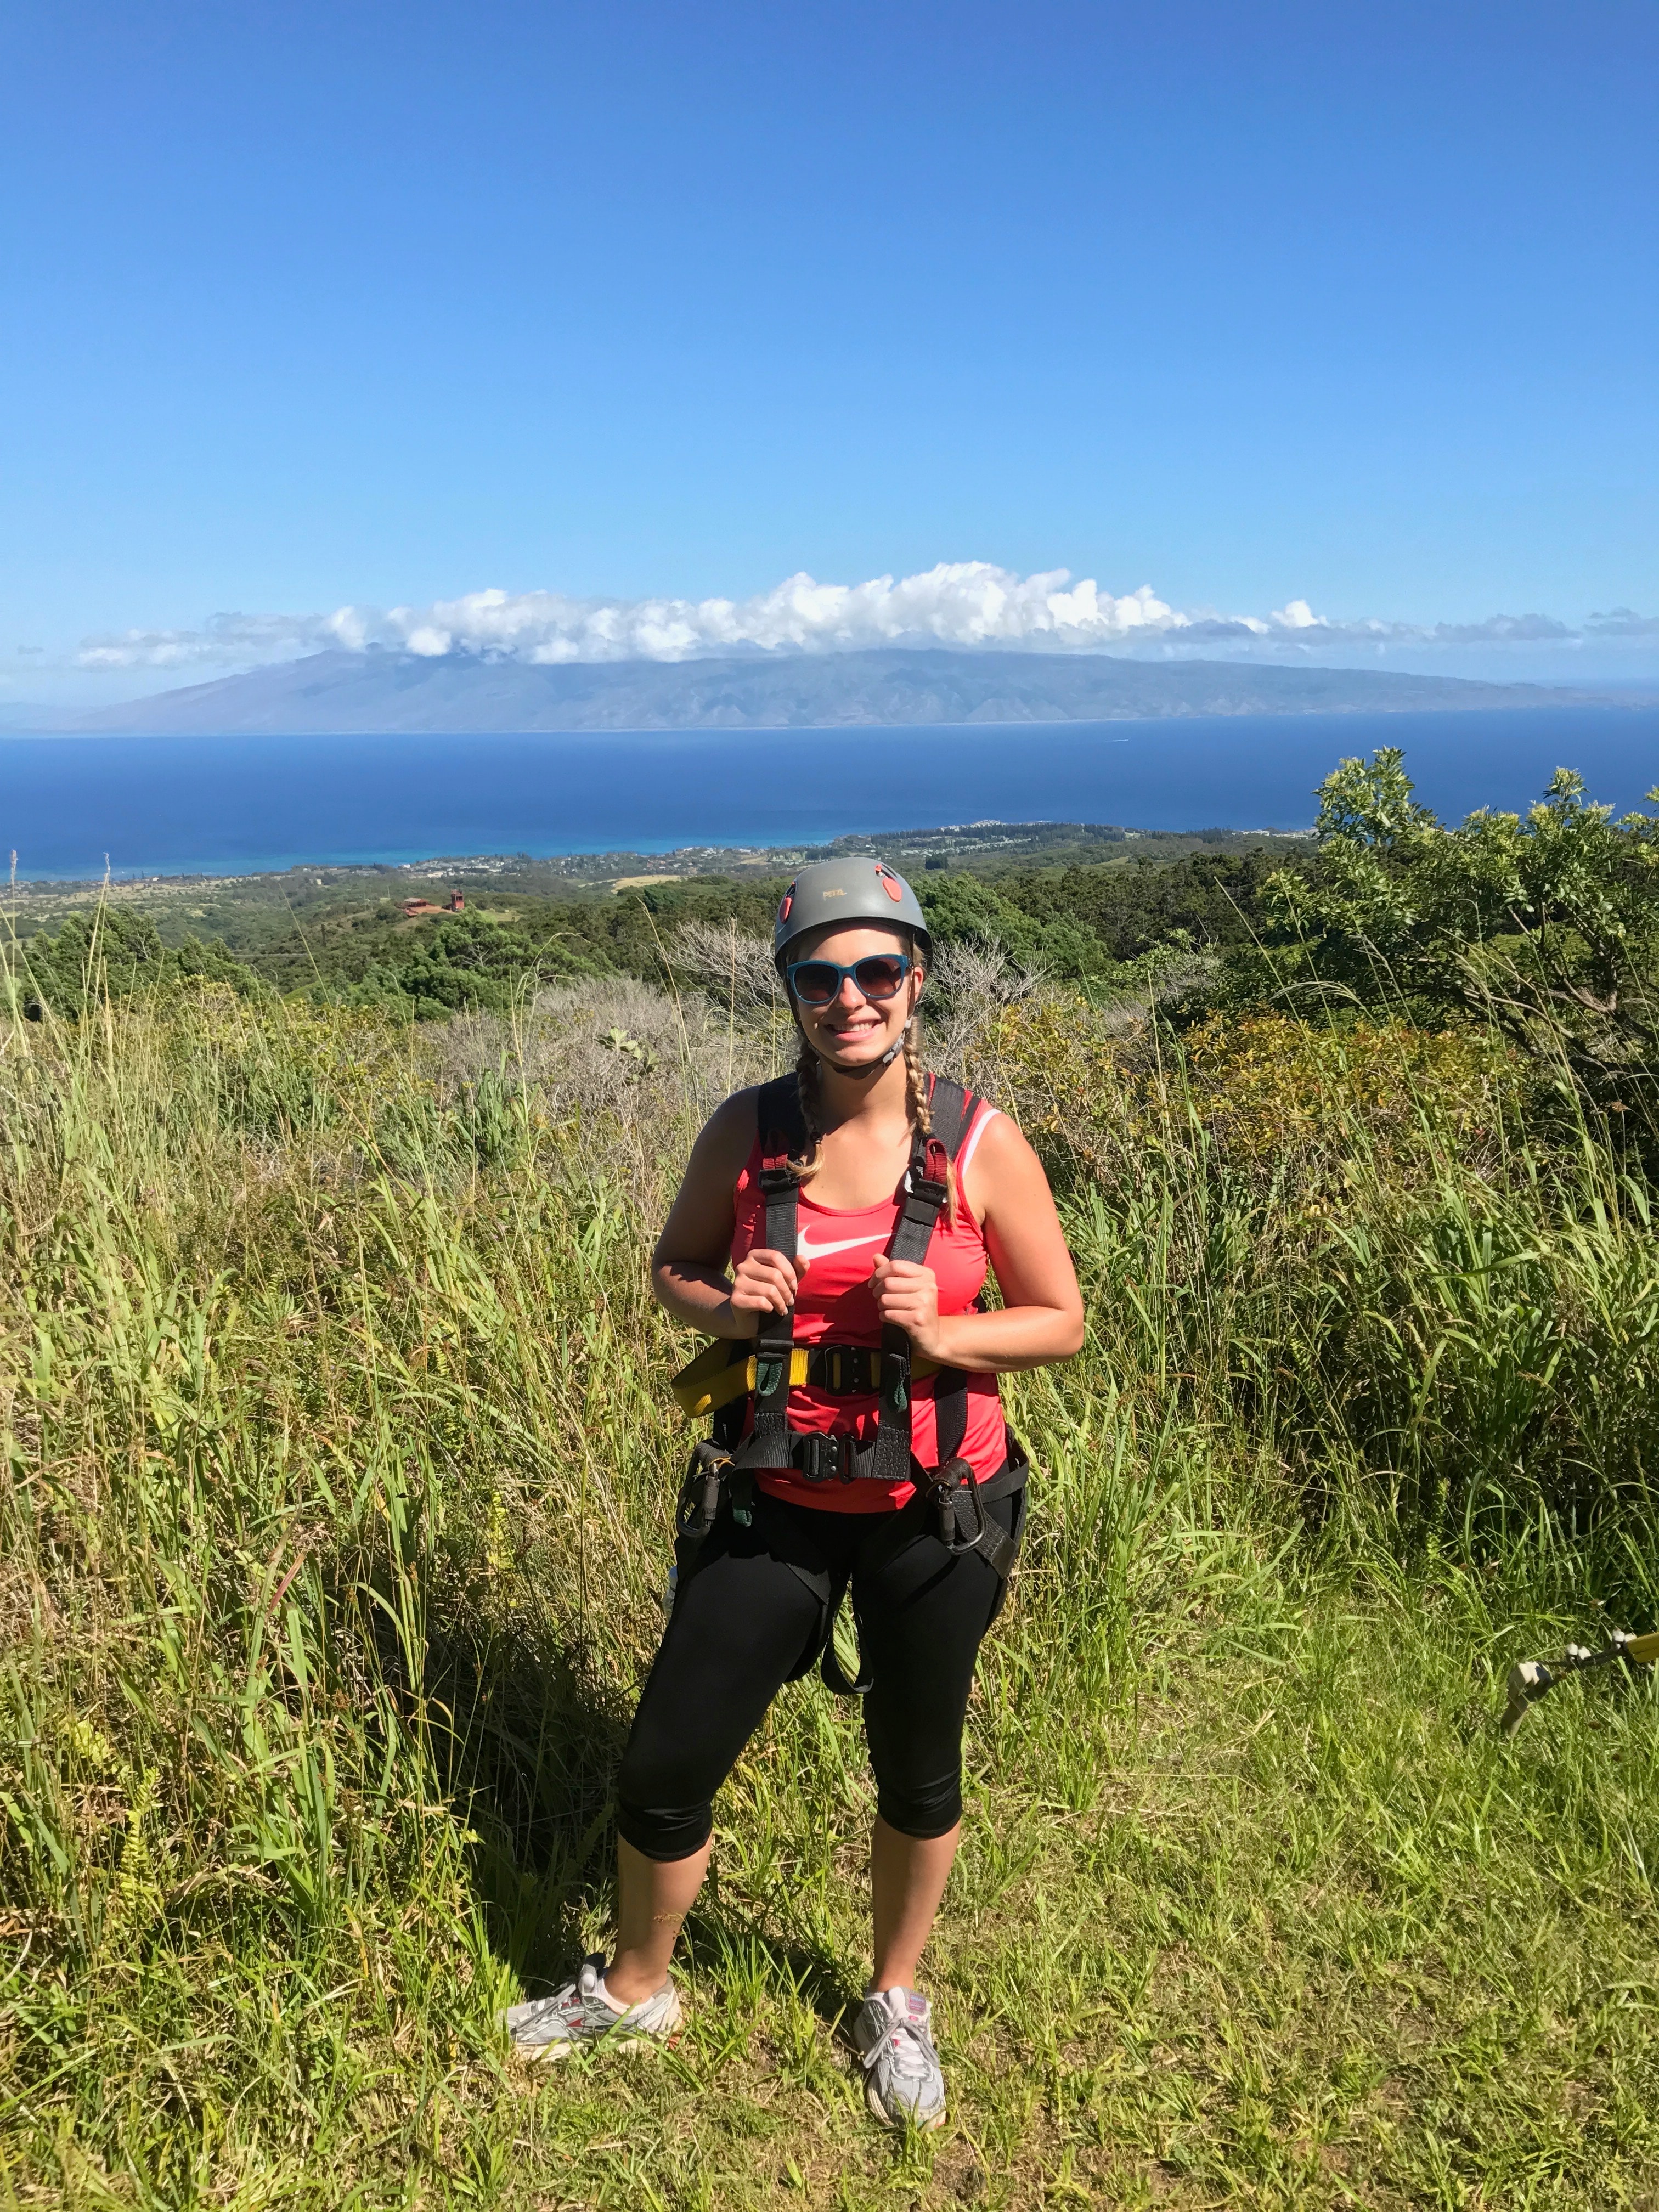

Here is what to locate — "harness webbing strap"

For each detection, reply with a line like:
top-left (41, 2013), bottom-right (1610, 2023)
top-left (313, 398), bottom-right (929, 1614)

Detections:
top-left (932, 1363), bottom-right (970, 1463)
top-left (815, 1448), bottom-right (1030, 1696)
top-left (738, 1073), bottom-right (804, 1473)
top-left (923, 1074), bottom-right (973, 1165)
top-left (671, 1339), bottom-right (945, 1419)
top-left (871, 1072), bottom-right (973, 1486)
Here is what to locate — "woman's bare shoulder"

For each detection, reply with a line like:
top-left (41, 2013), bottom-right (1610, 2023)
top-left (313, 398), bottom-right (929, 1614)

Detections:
top-left (687, 1086), bottom-right (764, 1173)
top-left (960, 1104), bottom-right (1048, 1213)
top-left (656, 1088), bottom-right (765, 1259)
top-left (968, 1105), bottom-right (1037, 1164)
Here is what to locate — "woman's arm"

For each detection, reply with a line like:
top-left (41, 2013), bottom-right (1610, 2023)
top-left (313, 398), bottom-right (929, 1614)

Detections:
top-left (651, 1091), bottom-right (802, 1340)
top-left (870, 1114), bottom-right (1084, 1372)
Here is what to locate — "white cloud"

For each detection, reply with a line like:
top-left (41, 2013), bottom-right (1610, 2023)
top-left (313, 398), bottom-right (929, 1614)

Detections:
top-left (76, 610), bottom-right (339, 671)
top-left (1587, 607), bottom-right (1659, 639)
top-left (68, 562), bottom-right (1656, 675)
top-left (71, 566), bottom-right (1205, 671)
top-left (328, 566), bottom-right (1197, 664)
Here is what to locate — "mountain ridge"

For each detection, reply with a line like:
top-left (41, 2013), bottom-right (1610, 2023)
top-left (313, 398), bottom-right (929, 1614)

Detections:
top-left (35, 647), bottom-right (1631, 736)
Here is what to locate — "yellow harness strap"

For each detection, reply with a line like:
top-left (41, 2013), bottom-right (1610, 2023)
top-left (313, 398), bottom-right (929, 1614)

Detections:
top-left (671, 1339), bottom-right (940, 1419)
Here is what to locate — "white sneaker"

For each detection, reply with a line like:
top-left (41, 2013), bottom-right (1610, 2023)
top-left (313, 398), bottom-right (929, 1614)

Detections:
top-left (852, 1985), bottom-right (947, 2129)
top-left (501, 1953), bottom-right (682, 2062)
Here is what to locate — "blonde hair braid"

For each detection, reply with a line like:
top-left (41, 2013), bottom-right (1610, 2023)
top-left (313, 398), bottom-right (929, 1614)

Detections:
top-left (791, 1032), bottom-right (825, 1184)
top-left (902, 1008), bottom-right (958, 1224)
top-left (902, 1018), bottom-right (932, 1141)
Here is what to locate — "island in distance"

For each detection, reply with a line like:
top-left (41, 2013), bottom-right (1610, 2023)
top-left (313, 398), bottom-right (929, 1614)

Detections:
top-left (49, 647), bottom-right (1629, 737)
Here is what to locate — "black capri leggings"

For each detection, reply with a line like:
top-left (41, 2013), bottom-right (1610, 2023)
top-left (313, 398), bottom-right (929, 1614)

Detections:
top-left (617, 1482), bottom-right (1022, 1861)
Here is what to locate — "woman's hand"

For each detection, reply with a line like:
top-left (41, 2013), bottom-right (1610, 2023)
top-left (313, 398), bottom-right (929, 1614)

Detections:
top-left (729, 1247), bottom-right (803, 1323)
top-left (869, 1256), bottom-right (944, 1359)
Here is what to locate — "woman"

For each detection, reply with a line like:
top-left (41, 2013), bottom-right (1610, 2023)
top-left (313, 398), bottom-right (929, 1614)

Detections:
top-left (505, 859), bottom-right (1084, 2127)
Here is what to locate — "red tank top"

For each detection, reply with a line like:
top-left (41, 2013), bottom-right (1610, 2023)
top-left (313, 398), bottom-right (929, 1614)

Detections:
top-left (730, 1097), bottom-right (1007, 1512)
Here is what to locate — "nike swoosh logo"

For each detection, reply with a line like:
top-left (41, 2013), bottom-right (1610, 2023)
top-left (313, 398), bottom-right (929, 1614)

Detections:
top-left (794, 1227), bottom-right (888, 1267)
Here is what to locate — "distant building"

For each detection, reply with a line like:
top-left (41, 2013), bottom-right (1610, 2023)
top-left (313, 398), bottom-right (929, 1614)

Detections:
top-left (400, 891), bottom-right (466, 917)
top-left (448, 891), bottom-right (465, 911)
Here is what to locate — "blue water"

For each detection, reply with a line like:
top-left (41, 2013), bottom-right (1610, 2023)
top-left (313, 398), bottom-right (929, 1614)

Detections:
top-left (2, 707), bottom-right (1657, 880)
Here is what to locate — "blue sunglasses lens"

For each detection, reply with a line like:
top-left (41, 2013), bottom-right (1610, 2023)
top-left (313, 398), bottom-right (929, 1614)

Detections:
top-left (850, 956), bottom-right (909, 998)
top-left (791, 955), bottom-right (909, 1005)
top-left (789, 963), bottom-right (842, 1003)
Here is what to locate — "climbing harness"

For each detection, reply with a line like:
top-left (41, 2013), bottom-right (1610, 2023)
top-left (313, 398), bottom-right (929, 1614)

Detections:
top-left (668, 1066), bottom-right (1029, 1696)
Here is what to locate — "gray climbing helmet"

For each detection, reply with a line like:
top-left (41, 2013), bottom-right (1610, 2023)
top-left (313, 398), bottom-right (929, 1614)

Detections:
top-left (772, 858), bottom-right (933, 972)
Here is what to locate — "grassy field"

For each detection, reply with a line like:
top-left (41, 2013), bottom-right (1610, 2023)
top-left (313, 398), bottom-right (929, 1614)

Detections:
top-left (4, 962), bottom-right (1659, 2209)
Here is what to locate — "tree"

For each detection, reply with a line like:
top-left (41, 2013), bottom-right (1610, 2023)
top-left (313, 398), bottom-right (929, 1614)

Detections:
top-left (312, 910), bottom-right (584, 1020)
top-left (1263, 749), bottom-right (1659, 1107)
top-left (9, 909), bottom-right (268, 1021)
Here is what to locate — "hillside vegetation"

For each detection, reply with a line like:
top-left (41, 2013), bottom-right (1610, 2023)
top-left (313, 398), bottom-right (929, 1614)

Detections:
top-left (8, 823), bottom-right (1308, 1023)
top-left (5, 754), bottom-right (1659, 2209)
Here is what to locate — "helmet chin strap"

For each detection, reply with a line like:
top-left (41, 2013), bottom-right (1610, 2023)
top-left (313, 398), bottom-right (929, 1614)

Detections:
top-left (797, 990), bottom-right (919, 1080)
top-left (815, 1024), bottom-right (908, 1079)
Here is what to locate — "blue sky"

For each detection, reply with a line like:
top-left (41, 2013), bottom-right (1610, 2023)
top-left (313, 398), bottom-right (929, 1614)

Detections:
top-left (3, 0), bottom-right (1656, 703)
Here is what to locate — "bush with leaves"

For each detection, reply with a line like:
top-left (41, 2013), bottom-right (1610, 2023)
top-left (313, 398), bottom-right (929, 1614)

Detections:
top-left (8, 908), bottom-right (269, 1022)
top-left (915, 871), bottom-right (1111, 983)
top-left (1255, 749), bottom-right (1659, 1115)
top-left (306, 909), bottom-right (591, 1022)
top-left (995, 993), bottom-right (1527, 1214)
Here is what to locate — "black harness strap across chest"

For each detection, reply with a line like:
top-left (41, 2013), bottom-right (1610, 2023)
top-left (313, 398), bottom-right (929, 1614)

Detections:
top-left (735, 1072), bottom-right (807, 1472)
top-left (871, 1074), bottom-right (972, 1484)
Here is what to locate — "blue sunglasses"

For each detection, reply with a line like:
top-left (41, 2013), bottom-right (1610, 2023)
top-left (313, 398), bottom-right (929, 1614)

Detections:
top-left (786, 952), bottom-right (913, 1007)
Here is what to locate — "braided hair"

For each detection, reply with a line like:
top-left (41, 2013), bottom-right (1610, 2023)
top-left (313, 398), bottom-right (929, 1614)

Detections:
top-left (901, 1018), bottom-right (932, 1145)
top-left (902, 1016), bottom-right (957, 1224)
top-left (791, 1030), bottom-right (826, 1185)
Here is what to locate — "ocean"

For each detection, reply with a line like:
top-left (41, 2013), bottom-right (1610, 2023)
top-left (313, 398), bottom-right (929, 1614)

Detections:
top-left (3, 706), bottom-right (1658, 880)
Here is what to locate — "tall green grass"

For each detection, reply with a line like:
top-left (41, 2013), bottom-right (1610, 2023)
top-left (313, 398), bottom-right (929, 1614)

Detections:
top-left (3, 974), bottom-right (1659, 2208)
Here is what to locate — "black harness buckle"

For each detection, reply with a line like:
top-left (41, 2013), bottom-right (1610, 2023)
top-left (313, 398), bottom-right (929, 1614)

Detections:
top-left (921, 1454), bottom-right (986, 1554)
top-left (793, 1431), bottom-right (850, 1483)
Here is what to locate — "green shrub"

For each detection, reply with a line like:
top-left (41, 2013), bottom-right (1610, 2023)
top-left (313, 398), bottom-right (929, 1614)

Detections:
top-left (996, 992), bottom-right (1658, 1538)
top-left (7, 908), bottom-right (270, 1022)
top-left (1258, 749), bottom-right (1659, 1121)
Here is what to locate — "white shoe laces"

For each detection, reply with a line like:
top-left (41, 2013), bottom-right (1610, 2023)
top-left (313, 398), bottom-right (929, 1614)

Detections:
top-left (863, 1987), bottom-right (936, 2078)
